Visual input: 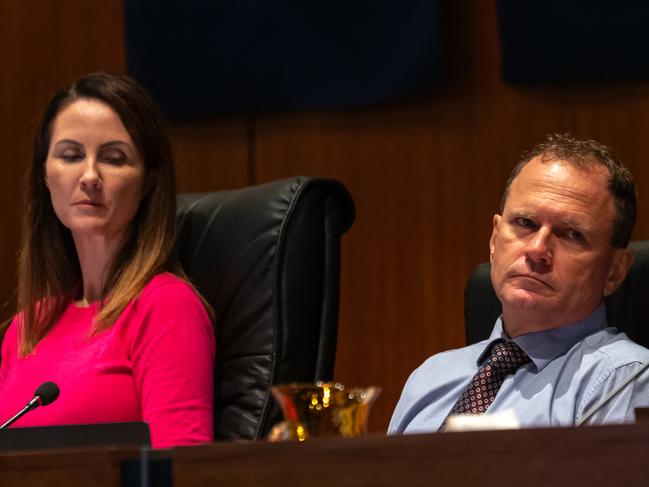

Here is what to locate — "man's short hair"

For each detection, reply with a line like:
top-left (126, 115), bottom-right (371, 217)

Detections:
top-left (500, 134), bottom-right (637, 248)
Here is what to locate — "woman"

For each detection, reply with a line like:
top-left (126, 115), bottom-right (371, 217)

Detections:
top-left (0, 73), bottom-right (215, 448)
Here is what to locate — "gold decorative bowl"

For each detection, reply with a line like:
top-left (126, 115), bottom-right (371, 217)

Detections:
top-left (269, 382), bottom-right (381, 441)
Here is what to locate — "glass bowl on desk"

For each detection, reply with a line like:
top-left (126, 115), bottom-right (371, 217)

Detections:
top-left (268, 382), bottom-right (381, 441)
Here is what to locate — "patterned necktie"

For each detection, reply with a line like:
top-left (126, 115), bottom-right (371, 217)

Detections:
top-left (446, 341), bottom-right (530, 417)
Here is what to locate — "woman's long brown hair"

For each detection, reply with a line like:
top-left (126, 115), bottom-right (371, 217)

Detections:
top-left (16, 72), bottom-right (202, 356)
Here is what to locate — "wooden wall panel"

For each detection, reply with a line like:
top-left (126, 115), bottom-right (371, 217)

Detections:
top-left (170, 120), bottom-right (250, 192)
top-left (252, 0), bottom-right (649, 432)
top-left (0, 0), bottom-right (127, 320)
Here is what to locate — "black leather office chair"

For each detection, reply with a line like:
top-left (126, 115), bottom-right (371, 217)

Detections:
top-left (464, 240), bottom-right (649, 347)
top-left (175, 176), bottom-right (354, 440)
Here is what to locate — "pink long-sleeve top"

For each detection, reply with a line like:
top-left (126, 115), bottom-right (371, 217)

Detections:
top-left (0, 273), bottom-right (215, 448)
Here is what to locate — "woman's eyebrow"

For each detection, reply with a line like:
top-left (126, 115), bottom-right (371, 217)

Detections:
top-left (52, 139), bottom-right (82, 148)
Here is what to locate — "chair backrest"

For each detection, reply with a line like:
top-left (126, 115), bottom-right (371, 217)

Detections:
top-left (464, 240), bottom-right (649, 346)
top-left (176, 176), bottom-right (355, 440)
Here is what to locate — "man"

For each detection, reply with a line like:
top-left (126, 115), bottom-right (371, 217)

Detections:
top-left (389, 134), bottom-right (649, 433)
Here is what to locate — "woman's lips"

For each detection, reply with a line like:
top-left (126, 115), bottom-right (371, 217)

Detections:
top-left (73, 200), bottom-right (104, 208)
top-left (74, 200), bottom-right (102, 205)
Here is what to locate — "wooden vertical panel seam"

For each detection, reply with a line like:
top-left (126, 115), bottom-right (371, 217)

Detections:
top-left (247, 115), bottom-right (257, 186)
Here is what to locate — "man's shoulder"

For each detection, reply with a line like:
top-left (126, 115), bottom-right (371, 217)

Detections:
top-left (412, 341), bottom-right (488, 377)
top-left (582, 327), bottom-right (649, 368)
top-left (389, 341), bottom-right (489, 433)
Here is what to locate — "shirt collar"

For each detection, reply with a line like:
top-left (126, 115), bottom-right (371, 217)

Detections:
top-left (478, 304), bottom-right (609, 372)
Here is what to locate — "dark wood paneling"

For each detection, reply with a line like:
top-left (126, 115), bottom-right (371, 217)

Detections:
top-left (170, 120), bottom-right (250, 192)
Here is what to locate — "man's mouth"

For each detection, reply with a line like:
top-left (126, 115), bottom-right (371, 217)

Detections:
top-left (509, 273), bottom-right (554, 291)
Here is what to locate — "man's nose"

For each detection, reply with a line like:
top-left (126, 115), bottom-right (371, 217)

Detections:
top-left (526, 227), bottom-right (552, 266)
top-left (79, 159), bottom-right (101, 190)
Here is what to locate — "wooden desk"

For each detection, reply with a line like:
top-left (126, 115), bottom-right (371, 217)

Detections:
top-left (0, 447), bottom-right (142, 487)
top-left (171, 424), bottom-right (649, 487)
top-left (2, 425), bottom-right (649, 486)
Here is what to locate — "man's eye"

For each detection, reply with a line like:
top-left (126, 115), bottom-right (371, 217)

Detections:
top-left (566, 229), bottom-right (584, 242)
top-left (515, 217), bottom-right (535, 228)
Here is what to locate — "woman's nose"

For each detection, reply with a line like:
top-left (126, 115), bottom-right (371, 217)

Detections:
top-left (79, 159), bottom-right (101, 190)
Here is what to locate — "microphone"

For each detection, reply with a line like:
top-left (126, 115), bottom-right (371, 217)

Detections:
top-left (0, 382), bottom-right (60, 429)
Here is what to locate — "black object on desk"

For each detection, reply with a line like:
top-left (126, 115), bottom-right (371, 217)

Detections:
top-left (0, 421), bottom-right (150, 451)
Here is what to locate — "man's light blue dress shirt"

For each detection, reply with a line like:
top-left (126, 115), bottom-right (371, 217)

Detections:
top-left (389, 305), bottom-right (649, 433)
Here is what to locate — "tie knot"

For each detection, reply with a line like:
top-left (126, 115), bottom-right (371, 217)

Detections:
top-left (487, 341), bottom-right (530, 374)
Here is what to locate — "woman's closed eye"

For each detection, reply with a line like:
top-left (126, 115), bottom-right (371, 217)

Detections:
top-left (59, 150), bottom-right (84, 162)
top-left (100, 150), bottom-right (128, 165)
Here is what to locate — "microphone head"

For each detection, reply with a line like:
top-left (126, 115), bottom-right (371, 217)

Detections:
top-left (34, 382), bottom-right (60, 406)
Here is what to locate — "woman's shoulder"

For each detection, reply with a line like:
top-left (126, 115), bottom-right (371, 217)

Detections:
top-left (136, 272), bottom-right (207, 313)
top-left (123, 272), bottom-right (213, 343)
top-left (140, 273), bottom-right (197, 299)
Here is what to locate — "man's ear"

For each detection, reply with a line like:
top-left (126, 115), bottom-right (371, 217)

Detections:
top-left (604, 247), bottom-right (634, 296)
top-left (489, 214), bottom-right (501, 264)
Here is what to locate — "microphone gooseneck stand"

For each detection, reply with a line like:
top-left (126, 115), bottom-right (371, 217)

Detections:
top-left (0, 382), bottom-right (60, 430)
